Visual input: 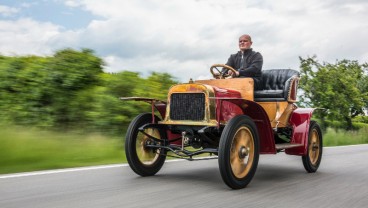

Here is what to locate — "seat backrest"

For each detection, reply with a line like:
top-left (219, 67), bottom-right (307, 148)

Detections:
top-left (254, 69), bottom-right (300, 102)
top-left (261, 69), bottom-right (300, 91)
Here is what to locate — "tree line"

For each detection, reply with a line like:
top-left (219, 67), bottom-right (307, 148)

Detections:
top-left (0, 49), bottom-right (367, 134)
top-left (0, 49), bottom-right (177, 134)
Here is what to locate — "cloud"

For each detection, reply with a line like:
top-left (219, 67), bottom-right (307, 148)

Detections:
top-left (0, 18), bottom-right (61, 55)
top-left (0, 5), bottom-right (19, 17)
top-left (0, 0), bottom-right (367, 81)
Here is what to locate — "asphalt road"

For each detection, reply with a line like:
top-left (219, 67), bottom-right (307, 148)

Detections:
top-left (1, 145), bottom-right (368, 208)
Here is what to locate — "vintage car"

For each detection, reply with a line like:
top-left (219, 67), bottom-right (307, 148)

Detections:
top-left (121, 64), bottom-right (323, 189)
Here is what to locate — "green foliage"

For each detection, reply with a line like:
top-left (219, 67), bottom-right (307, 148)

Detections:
top-left (0, 49), bottom-right (104, 129)
top-left (353, 116), bottom-right (368, 124)
top-left (0, 49), bottom-right (178, 135)
top-left (0, 56), bottom-right (53, 126)
top-left (298, 56), bottom-right (368, 130)
top-left (138, 72), bottom-right (177, 100)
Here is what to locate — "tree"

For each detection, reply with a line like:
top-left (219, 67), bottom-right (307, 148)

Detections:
top-left (81, 71), bottom-right (146, 134)
top-left (46, 48), bottom-right (104, 129)
top-left (88, 71), bottom-right (178, 134)
top-left (299, 56), bottom-right (368, 130)
top-left (0, 55), bottom-right (53, 126)
top-left (0, 49), bottom-right (104, 129)
top-left (136, 72), bottom-right (177, 100)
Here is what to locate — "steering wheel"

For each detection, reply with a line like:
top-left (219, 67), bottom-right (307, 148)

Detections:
top-left (210, 64), bottom-right (237, 79)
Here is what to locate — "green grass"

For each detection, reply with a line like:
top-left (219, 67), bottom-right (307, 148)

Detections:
top-left (1, 125), bottom-right (367, 175)
top-left (0, 127), bottom-right (126, 174)
top-left (323, 127), bottom-right (368, 146)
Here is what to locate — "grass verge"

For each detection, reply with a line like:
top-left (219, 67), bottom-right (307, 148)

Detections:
top-left (323, 127), bottom-right (368, 146)
top-left (0, 127), bottom-right (126, 174)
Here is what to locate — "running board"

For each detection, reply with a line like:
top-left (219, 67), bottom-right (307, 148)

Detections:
top-left (275, 143), bottom-right (304, 150)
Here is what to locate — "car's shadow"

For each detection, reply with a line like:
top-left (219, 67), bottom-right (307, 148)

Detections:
top-left (130, 161), bottom-right (324, 190)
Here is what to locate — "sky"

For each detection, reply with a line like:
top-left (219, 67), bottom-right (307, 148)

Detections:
top-left (0, 0), bottom-right (367, 81)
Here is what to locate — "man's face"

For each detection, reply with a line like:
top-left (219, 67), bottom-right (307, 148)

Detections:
top-left (239, 36), bottom-right (252, 51)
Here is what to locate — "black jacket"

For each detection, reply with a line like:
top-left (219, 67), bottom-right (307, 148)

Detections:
top-left (225, 48), bottom-right (263, 90)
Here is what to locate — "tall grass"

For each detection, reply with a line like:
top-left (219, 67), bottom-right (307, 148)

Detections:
top-left (323, 126), bottom-right (368, 146)
top-left (0, 127), bottom-right (126, 174)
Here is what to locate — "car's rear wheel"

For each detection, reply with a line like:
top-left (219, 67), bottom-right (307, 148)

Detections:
top-left (218, 115), bottom-right (260, 189)
top-left (125, 113), bottom-right (166, 176)
top-left (302, 121), bottom-right (323, 173)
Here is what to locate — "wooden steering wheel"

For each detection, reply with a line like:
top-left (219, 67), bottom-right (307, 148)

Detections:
top-left (210, 64), bottom-right (237, 79)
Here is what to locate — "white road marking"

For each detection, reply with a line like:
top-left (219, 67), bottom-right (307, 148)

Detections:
top-left (0, 164), bottom-right (127, 179)
top-left (0, 159), bottom-right (186, 179)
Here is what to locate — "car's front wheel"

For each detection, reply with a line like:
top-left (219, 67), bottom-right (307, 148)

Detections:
top-left (218, 115), bottom-right (260, 189)
top-left (125, 113), bottom-right (166, 176)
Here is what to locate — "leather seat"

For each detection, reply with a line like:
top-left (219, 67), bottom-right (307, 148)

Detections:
top-left (254, 69), bottom-right (300, 102)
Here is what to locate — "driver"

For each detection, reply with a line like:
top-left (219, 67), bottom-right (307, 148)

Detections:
top-left (224, 34), bottom-right (263, 90)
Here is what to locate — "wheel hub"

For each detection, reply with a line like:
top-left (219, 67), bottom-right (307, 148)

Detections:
top-left (312, 143), bottom-right (319, 151)
top-left (238, 146), bottom-right (249, 159)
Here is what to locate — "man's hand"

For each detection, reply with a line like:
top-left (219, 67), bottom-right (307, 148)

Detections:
top-left (227, 70), bottom-right (239, 77)
top-left (213, 73), bottom-right (221, 78)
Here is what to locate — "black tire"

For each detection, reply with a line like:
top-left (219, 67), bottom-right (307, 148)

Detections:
top-left (218, 115), bottom-right (260, 189)
top-left (125, 113), bottom-right (166, 176)
top-left (302, 120), bottom-right (323, 173)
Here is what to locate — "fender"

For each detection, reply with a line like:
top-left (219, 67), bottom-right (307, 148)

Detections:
top-left (120, 97), bottom-right (184, 145)
top-left (285, 108), bottom-right (316, 156)
top-left (218, 98), bottom-right (276, 154)
top-left (241, 100), bottom-right (276, 154)
top-left (120, 97), bottom-right (167, 121)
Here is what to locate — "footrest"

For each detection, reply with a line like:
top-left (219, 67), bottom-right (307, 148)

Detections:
top-left (275, 143), bottom-right (303, 150)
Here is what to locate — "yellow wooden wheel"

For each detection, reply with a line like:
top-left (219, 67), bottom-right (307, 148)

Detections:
top-left (302, 121), bottom-right (323, 173)
top-left (219, 115), bottom-right (260, 189)
top-left (125, 113), bottom-right (166, 176)
top-left (136, 128), bottom-right (161, 165)
top-left (230, 127), bottom-right (255, 179)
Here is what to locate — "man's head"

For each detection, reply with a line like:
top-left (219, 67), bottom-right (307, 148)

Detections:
top-left (238, 34), bottom-right (252, 51)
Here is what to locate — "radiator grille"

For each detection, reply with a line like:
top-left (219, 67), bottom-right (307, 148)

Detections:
top-left (170, 93), bottom-right (205, 121)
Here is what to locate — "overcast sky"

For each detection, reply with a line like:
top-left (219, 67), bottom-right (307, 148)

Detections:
top-left (1, 0), bottom-right (367, 81)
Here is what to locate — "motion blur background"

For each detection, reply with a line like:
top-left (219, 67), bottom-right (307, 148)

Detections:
top-left (0, 0), bottom-right (367, 174)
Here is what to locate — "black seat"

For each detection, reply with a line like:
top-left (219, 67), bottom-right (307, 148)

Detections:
top-left (254, 69), bottom-right (300, 102)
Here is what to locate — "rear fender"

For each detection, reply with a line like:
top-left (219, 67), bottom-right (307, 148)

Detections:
top-left (285, 108), bottom-right (315, 156)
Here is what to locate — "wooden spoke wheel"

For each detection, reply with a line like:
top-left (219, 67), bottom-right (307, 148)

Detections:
top-left (230, 126), bottom-right (255, 179)
top-left (125, 113), bottom-right (166, 176)
top-left (302, 121), bottom-right (323, 173)
top-left (136, 128), bottom-right (161, 165)
top-left (218, 115), bottom-right (260, 189)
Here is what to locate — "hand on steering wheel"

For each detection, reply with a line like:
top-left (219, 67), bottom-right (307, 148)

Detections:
top-left (210, 64), bottom-right (237, 79)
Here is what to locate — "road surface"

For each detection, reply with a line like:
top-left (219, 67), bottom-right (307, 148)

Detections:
top-left (1, 145), bottom-right (368, 208)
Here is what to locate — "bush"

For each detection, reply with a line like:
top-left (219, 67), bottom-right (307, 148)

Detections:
top-left (353, 116), bottom-right (368, 124)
